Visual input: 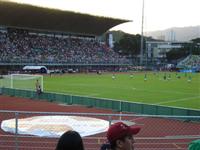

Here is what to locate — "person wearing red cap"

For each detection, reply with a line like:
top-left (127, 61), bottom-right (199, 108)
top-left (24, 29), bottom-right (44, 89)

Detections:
top-left (105, 122), bottom-right (141, 150)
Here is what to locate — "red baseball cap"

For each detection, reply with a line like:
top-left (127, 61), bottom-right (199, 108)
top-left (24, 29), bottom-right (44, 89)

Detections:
top-left (107, 122), bottom-right (141, 143)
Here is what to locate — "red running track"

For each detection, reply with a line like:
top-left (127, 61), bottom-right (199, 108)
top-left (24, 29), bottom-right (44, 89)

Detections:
top-left (0, 95), bottom-right (199, 150)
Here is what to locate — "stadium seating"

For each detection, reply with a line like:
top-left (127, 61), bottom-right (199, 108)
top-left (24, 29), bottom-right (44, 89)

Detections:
top-left (0, 30), bottom-right (131, 64)
top-left (177, 55), bottom-right (200, 69)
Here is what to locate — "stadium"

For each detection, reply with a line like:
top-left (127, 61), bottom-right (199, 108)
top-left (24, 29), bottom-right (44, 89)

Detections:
top-left (0, 0), bottom-right (200, 150)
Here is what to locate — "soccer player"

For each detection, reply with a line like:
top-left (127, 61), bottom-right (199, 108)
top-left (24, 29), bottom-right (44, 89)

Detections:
top-left (130, 73), bottom-right (133, 78)
top-left (188, 76), bottom-right (192, 82)
top-left (112, 74), bottom-right (116, 80)
top-left (144, 73), bottom-right (147, 81)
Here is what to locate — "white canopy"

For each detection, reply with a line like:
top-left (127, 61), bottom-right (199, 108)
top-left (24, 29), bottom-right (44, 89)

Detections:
top-left (23, 66), bottom-right (48, 73)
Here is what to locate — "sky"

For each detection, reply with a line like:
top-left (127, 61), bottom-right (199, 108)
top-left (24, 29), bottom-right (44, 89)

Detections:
top-left (9, 0), bottom-right (200, 34)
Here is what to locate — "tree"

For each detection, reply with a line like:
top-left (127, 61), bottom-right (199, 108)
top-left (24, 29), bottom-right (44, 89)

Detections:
top-left (191, 38), bottom-right (200, 43)
top-left (191, 38), bottom-right (200, 55)
top-left (166, 39), bottom-right (200, 61)
top-left (166, 49), bottom-right (188, 61)
top-left (114, 34), bottom-right (141, 56)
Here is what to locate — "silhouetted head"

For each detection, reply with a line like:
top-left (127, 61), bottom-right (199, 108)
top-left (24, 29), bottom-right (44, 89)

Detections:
top-left (56, 130), bottom-right (84, 150)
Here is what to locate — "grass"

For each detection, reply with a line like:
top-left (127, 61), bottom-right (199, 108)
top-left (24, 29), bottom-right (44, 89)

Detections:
top-left (44, 72), bottom-right (200, 110)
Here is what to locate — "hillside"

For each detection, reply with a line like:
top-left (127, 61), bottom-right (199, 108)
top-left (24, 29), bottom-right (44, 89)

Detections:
top-left (146, 26), bottom-right (200, 41)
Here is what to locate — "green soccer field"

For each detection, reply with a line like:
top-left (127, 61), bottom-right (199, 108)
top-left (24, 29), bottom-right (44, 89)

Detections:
top-left (44, 72), bottom-right (200, 110)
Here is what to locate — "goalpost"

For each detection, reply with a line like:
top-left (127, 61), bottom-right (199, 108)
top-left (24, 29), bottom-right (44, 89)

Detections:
top-left (1, 74), bottom-right (43, 92)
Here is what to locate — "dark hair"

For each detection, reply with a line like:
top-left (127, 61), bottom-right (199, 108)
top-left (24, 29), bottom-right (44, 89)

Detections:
top-left (100, 143), bottom-right (111, 150)
top-left (109, 135), bottom-right (130, 150)
top-left (56, 130), bottom-right (84, 150)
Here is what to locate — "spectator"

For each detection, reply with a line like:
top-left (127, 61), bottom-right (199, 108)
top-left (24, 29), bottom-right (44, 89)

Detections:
top-left (106, 122), bottom-right (141, 150)
top-left (188, 139), bottom-right (200, 150)
top-left (35, 79), bottom-right (41, 94)
top-left (0, 30), bottom-right (132, 65)
top-left (56, 130), bottom-right (84, 150)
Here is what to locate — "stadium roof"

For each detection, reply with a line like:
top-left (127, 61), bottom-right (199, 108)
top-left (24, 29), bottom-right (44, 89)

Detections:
top-left (0, 0), bottom-right (130, 36)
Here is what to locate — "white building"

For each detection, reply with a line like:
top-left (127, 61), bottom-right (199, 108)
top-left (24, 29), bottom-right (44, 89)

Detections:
top-left (146, 41), bottom-right (184, 59)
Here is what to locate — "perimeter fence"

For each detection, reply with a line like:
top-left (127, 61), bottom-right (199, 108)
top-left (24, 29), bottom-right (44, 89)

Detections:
top-left (1, 88), bottom-right (200, 116)
top-left (0, 110), bottom-right (200, 150)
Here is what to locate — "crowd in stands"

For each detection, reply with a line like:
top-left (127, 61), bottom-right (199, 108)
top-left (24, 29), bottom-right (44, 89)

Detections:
top-left (0, 30), bottom-right (131, 64)
top-left (177, 55), bottom-right (200, 69)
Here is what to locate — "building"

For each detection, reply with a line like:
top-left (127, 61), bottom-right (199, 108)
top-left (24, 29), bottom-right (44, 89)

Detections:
top-left (146, 41), bottom-right (185, 59)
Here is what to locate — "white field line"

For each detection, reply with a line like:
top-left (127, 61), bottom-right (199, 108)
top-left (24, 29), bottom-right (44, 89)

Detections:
top-left (48, 89), bottom-right (100, 97)
top-left (132, 88), bottom-right (197, 96)
top-left (51, 82), bottom-right (196, 96)
top-left (155, 95), bottom-right (200, 105)
top-left (74, 83), bottom-right (197, 97)
top-left (127, 96), bottom-right (200, 123)
top-left (48, 82), bottom-right (199, 109)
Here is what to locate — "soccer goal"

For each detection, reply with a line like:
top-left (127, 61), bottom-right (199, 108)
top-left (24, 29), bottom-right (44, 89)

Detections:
top-left (0, 74), bottom-right (43, 91)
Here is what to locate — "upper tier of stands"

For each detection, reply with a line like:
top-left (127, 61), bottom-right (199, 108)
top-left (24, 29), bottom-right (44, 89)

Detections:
top-left (177, 55), bottom-right (200, 69)
top-left (0, 30), bottom-right (131, 65)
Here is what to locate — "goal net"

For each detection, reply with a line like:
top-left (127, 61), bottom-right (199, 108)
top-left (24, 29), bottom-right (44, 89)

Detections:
top-left (0, 74), bottom-right (43, 91)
